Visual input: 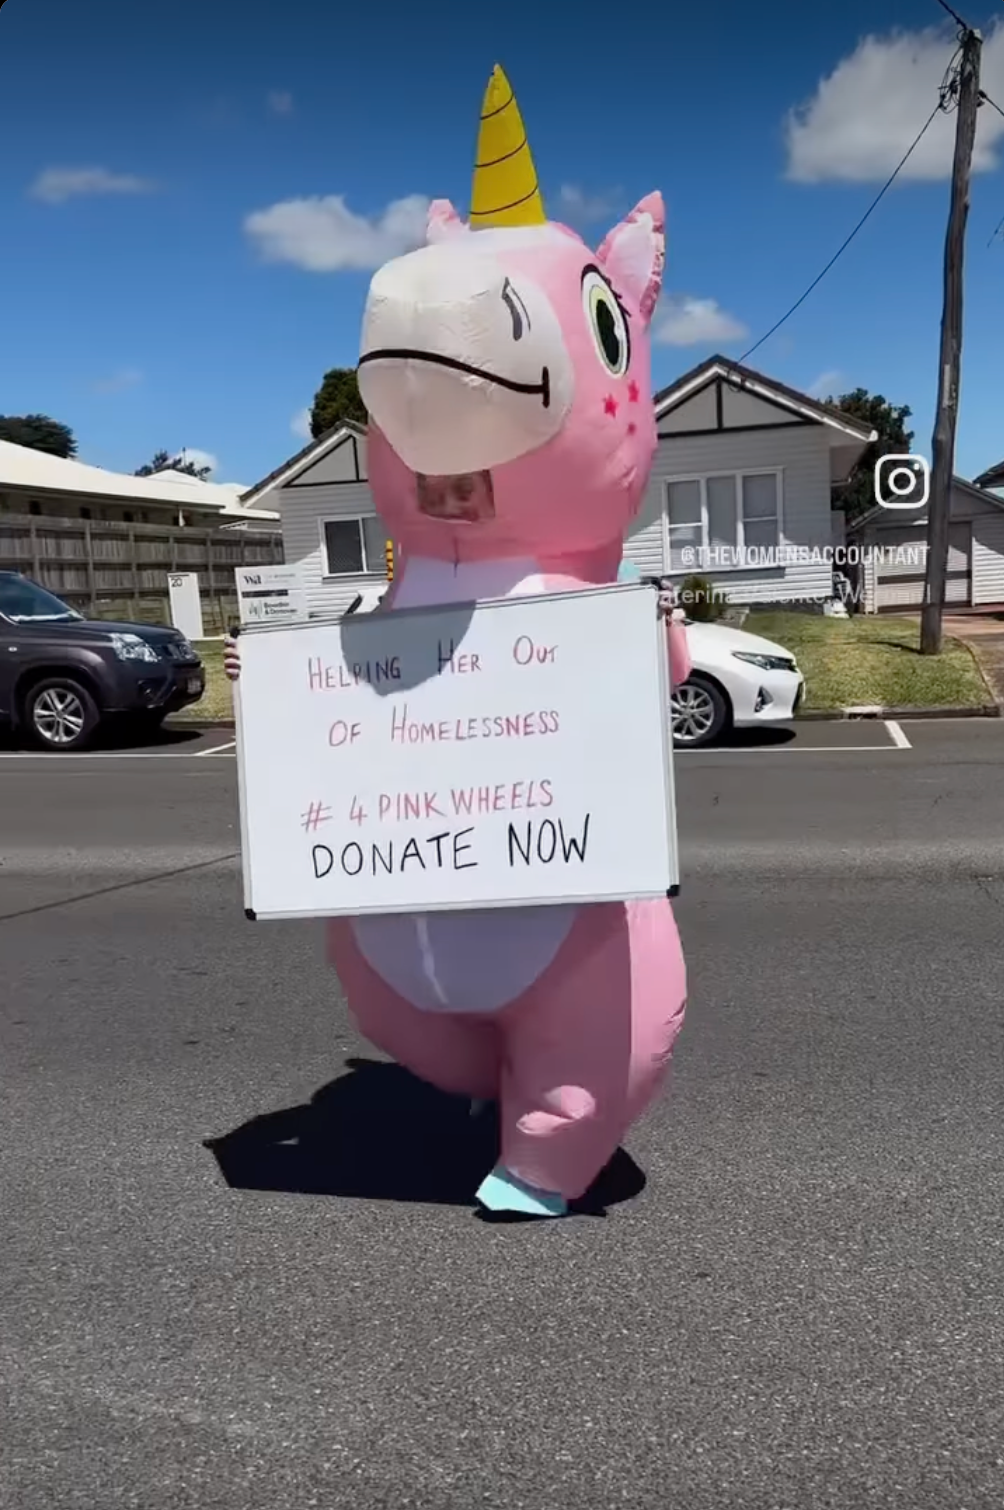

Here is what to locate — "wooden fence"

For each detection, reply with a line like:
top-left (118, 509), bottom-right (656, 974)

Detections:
top-left (0, 512), bottom-right (284, 635)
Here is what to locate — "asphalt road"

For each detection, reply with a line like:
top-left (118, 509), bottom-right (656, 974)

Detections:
top-left (3, 720), bottom-right (1004, 1509)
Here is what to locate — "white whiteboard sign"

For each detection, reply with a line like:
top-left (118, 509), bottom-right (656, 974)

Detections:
top-left (166, 572), bottom-right (204, 641)
top-left (235, 564), bottom-right (306, 626)
top-left (234, 583), bottom-right (678, 920)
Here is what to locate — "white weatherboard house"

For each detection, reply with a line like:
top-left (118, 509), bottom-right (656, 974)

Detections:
top-left (242, 358), bottom-right (879, 613)
top-left (622, 356), bottom-right (876, 601)
top-left (241, 420), bottom-right (387, 617)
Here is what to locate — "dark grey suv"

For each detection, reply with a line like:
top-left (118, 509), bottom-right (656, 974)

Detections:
top-left (0, 572), bottom-right (205, 752)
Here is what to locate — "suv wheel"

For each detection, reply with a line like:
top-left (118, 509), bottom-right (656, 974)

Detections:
top-left (24, 677), bottom-right (99, 752)
top-left (672, 675), bottom-right (730, 749)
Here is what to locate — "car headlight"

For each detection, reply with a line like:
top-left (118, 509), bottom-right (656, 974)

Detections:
top-left (731, 651), bottom-right (797, 672)
top-left (110, 632), bottom-right (159, 664)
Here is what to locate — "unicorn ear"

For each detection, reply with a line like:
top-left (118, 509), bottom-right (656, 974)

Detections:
top-left (427, 199), bottom-right (469, 244)
top-left (596, 193), bottom-right (665, 325)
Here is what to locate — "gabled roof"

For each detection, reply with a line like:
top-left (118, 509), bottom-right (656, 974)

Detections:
top-left (0, 440), bottom-right (278, 519)
top-left (654, 355), bottom-right (878, 444)
top-left (240, 420), bottom-right (366, 507)
top-left (973, 458), bottom-right (1004, 490)
top-left (849, 474), bottom-right (1004, 531)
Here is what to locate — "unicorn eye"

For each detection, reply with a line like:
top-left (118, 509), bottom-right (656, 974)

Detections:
top-left (581, 267), bottom-right (630, 378)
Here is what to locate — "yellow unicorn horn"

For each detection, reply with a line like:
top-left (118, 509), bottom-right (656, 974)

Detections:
top-left (470, 64), bottom-right (546, 228)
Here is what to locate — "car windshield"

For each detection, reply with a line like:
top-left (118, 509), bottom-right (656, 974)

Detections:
top-left (0, 576), bottom-right (82, 624)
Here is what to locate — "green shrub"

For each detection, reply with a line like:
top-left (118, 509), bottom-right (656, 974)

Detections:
top-left (677, 574), bottom-right (728, 622)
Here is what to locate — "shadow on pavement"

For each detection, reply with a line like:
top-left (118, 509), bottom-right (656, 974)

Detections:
top-left (705, 725), bottom-right (798, 750)
top-left (204, 1056), bottom-right (645, 1219)
top-left (0, 721), bottom-right (208, 754)
top-left (100, 721), bottom-right (206, 752)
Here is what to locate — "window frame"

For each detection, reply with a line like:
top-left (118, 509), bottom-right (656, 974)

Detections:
top-left (662, 468), bottom-right (785, 572)
top-left (318, 514), bottom-right (384, 579)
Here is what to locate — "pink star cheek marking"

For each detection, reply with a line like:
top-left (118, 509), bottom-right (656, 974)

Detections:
top-left (603, 394), bottom-right (619, 417)
top-left (628, 381), bottom-right (640, 404)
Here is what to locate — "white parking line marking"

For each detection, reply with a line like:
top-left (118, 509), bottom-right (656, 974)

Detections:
top-left (195, 740), bottom-right (236, 757)
top-left (676, 743), bottom-right (903, 755)
top-left (884, 719), bottom-right (912, 749)
top-left (0, 751), bottom-right (231, 761)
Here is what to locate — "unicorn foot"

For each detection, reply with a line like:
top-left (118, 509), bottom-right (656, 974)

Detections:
top-left (475, 1165), bottom-right (568, 1218)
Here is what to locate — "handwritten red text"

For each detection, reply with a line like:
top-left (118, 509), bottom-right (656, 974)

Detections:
top-left (450, 780), bottom-right (553, 815)
top-left (379, 791), bottom-right (447, 822)
top-left (364, 781), bottom-right (554, 824)
top-left (389, 706), bottom-right (559, 745)
top-left (437, 639), bottom-right (482, 676)
top-left (329, 720), bottom-right (362, 747)
top-left (513, 635), bottom-right (557, 666)
top-left (308, 656), bottom-right (400, 691)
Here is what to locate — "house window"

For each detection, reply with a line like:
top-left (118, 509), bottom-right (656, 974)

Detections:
top-left (80, 507), bottom-right (92, 520)
top-left (321, 515), bottom-right (387, 576)
top-left (29, 500), bottom-right (41, 516)
top-left (665, 471), bottom-right (782, 570)
top-left (123, 511), bottom-right (134, 523)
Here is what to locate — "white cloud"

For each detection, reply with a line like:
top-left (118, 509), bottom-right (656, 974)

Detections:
top-left (807, 369), bottom-right (842, 399)
top-left (784, 22), bottom-right (1004, 182)
top-left (653, 297), bottom-right (749, 348)
top-left (91, 368), bottom-right (143, 395)
top-left (556, 184), bottom-right (620, 224)
top-left (291, 407), bottom-right (312, 440)
top-left (183, 448), bottom-right (218, 475)
top-left (267, 90), bottom-right (294, 116)
top-left (244, 193), bottom-right (430, 272)
top-left (29, 166), bottom-right (158, 204)
top-left (162, 448), bottom-right (219, 477)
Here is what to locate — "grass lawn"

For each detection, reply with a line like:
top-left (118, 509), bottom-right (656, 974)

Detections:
top-left (184, 640), bottom-right (233, 723)
top-left (747, 612), bottom-right (991, 710)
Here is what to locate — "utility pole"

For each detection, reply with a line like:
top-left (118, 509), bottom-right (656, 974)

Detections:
top-left (921, 26), bottom-right (982, 654)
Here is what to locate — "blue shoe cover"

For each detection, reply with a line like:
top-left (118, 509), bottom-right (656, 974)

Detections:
top-left (475, 1165), bottom-right (568, 1217)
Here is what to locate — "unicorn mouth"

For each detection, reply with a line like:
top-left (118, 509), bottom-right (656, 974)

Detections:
top-left (416, 470), bottom-right (495, 523)
top-left (360, 349), bottom-right (551, 408)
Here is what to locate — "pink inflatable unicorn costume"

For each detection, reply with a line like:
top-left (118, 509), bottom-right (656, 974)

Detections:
top-left (328, 65), bottom-right (690, 1217)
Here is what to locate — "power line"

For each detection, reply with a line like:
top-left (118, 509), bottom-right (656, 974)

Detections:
top-left (933, 0), bottom-right (972, 30)
top-left (981, 89), bottom-right (1004, 121)
top-left (731, 100), bottom-right (944, 369)
top-left (981, 91), bottom-right (1004, 243)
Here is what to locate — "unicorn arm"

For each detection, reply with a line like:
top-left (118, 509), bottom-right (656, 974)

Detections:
top-left (374, 578), bottom-right (401, 612)
top-left (666, 615), bottom-right (691, 689)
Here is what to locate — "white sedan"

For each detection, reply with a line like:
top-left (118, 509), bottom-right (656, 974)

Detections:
top-left (674, 618), bottom-right (805, 748)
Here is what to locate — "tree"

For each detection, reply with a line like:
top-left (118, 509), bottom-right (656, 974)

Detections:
top-left (134, 450), bottom-right (212, 480)
top-left (0, 414), bottom-right (77, 458)
top-left (824, 388), bottom-right (915, 521)
top-left (309, 367), bottom-right (366, 439)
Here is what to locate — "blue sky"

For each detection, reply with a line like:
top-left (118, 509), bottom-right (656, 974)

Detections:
top-left (1, 0), bottom-right (1003, 488)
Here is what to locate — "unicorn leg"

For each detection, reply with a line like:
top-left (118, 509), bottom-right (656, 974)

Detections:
top-left (327, 920), bottom-right (501, 1100)
top-left (484, 900), bottom-right (686, 1210)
